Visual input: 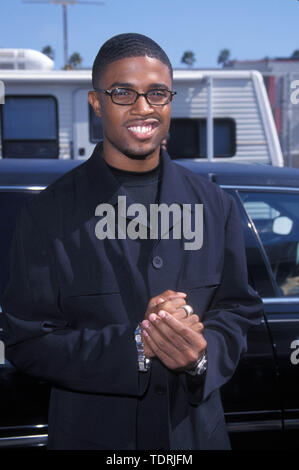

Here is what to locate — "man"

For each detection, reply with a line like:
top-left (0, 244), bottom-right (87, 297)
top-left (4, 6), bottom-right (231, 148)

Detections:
top-left (2, 33), bottom-right (263, 450)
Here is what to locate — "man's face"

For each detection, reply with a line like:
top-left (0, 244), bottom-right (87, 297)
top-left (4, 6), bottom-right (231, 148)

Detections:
top-left (88, 56), bottom-right (173, 161)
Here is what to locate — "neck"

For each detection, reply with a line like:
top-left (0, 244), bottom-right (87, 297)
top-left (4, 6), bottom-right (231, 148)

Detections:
top-left (101, 139), bottom-right (161, 172)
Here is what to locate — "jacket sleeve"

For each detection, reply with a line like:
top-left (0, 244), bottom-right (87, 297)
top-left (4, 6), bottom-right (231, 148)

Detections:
top-left (2, 203), bottom-right (150, 396)
top-left (182, 192), bottom-right (264, 404)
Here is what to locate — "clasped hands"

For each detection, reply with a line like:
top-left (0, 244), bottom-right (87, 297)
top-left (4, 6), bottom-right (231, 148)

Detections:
top-left (141, 290), bottom-right (207, 372)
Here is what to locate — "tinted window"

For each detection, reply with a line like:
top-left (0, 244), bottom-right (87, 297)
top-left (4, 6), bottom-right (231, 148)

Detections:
top-left (167, 118), bottom-right (236, 158)
top-left (239, 191), bottom-right (299, 297)
top-left (1, 96), bottom-right (58, 158)
top-left (225, 189), bottom-right (277, 298)
top-left (89, 104), bottom-right (103, 143)
top-left (0, 191), bottom-right (38, 301)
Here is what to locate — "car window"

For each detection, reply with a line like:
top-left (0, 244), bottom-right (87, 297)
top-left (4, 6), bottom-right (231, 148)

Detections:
top-left (239, 191), bottom-right (299, 297)
top-left (224, 189), bottom-right (277, 298)
top-left (0, 191), bottom-right (38, 301)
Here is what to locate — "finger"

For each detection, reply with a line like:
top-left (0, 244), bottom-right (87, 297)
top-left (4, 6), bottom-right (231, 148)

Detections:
top-left (184, 314), bottom-right (201, 326)
top-left (145, 314), bottom-right (196, 354)
top-left (172, 309), bottom-right (189, 321)
top-left (142, 318), bottom-right (206, 369)
top-left (147, 291), bottom-right (186, 309)
top-left (172, 313), bottom-right (204, 333)
top-left (160, 290), bottom-right (186, 299)
top-left (191, 322), bottom-right (205, 333)
top-left (146, 296), bottom-right (187, 321)
top-left (142, 326), bottom-right (183, 369)
top-left (141, 331), bottom-right (156, 358)
top-left (156, 310), bottom-right (205, 346)
top-left (159, 297), bottom-right (186, 314)
top-left (172, 308), bottom-right (199, 324)
top-left (143, 320), bottom-right (203, 369)
top-left (164, 293), bottom-right (187, 301)
top-left (143, 316), bottom-right (189, 352)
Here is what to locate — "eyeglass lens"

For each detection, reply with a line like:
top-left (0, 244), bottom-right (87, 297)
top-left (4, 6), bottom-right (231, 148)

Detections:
top-left (111, 88), bottom-right (171, 105)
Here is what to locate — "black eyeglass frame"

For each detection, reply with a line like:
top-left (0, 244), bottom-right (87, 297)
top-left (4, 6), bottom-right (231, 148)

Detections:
top-left (94, 87), bottom-right (177, 106)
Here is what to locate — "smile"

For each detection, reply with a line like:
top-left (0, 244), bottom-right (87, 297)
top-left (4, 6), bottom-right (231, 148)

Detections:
top-left (127, 121), bottom-right (159, 140)
top-left (128, 125), bottom-right (152, 134)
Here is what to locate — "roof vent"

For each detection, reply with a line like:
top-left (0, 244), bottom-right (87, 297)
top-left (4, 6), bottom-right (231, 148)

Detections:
top-left (0, 49), bottom-right (54, 70)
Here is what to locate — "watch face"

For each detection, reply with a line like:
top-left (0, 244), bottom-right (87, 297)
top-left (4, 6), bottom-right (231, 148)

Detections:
top-left (197, 356), bottom-right (207, 375)
top-left (186, 354), bottom-right (207, 376)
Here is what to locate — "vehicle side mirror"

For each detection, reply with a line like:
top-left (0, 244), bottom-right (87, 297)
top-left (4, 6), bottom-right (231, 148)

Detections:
top-left (272, 216), bottom-right (293, 235)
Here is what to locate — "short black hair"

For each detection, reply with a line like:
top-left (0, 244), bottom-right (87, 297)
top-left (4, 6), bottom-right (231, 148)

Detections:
top-left (92, 33), bottom-right (173, 89)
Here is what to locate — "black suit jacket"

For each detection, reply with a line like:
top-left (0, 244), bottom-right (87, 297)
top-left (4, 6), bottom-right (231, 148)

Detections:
top-left (2, 145), bottom-right (263, 450)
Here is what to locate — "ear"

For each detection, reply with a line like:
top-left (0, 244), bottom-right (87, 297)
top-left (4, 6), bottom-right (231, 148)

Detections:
top-left (88, 91), bottom-right (102, 118)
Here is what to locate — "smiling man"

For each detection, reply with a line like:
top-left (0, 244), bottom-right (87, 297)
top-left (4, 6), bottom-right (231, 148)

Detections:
top-left (2, 33), bottom-right (263, 451)
top-left (88, 41), bottom-right (173, 168)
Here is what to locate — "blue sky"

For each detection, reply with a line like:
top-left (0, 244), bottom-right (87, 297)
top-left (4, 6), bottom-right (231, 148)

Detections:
top-left (1, 0), bottom-right (299, 69)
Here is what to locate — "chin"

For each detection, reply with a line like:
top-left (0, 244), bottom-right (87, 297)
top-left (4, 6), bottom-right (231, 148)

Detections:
top-left (122, 144), bottom-right (159, 161)
top-left (106, 136), bottom-right (161, 161)
top-left (124, 151), bottom-right (153, 161)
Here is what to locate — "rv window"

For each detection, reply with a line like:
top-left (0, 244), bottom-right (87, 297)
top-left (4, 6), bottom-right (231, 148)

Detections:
top-left (89, 104), bottom-right (103, 143)
top-left (167, 118), bottom-right (236, 158)
top-left (1, 96), bottom-right (58, 158)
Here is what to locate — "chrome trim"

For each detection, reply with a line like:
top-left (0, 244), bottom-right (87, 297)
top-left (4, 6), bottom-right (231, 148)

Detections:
top-left (227, 420), bottom-right (282, 433)
top-left (0, 434), bottom-right (48, 448)
top-left (284, 419), bottom-right (299, 430)
top-left (0, 186), bottom-right (46, 191)
top-left (268, 318), bottom-right (299, 323)
top-left (0, 424), bottom-right (47, 431)
top-left (262, 297), bottom-right (299, 304)
top-left (220, 185), bottom-right (299, 192)
top-left (225, 409), bottom-right (280, 416)
top-left (0, 184), bottom-right (298, 193)
top-left (266, 319), bottom-right (299, 323)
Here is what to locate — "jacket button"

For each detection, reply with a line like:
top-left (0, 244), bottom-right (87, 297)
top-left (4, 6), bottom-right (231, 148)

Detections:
top-left (155, 386), bottom-right (166, 395)
top-left (152, 256), bottom-right (163, 269)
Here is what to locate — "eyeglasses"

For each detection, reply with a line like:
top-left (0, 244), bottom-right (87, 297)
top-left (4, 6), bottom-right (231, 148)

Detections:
top-left (94, 87), bottom-right (176, 106)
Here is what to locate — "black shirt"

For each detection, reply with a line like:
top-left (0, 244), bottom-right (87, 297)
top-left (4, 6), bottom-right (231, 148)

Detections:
top-left (106, 160), bottom-right (162, 291)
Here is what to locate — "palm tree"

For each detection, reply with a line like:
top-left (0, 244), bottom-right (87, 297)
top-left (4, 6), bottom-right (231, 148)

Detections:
top-left (181, 50), bottom-right (196, 67)
top-left (217, 49), bottom-right (231, 67)
top-left (68, 52), bottom-right (83, 69)
top-left (291, 50), bottom-right (299, 59)
top-left (42, 45), bottom-right (55, 61)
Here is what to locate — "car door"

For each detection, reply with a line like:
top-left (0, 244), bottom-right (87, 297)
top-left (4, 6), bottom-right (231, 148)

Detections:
top-left (236, 187), bottom-right (299, 449)
top-left (0, 188), bottom-right (49, 448)
top-left (218, 187), bottom-right (283, 449)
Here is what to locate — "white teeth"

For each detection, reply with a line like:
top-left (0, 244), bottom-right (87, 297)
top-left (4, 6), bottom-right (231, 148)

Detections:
top-left (128, 125), bottom-right (152, 134)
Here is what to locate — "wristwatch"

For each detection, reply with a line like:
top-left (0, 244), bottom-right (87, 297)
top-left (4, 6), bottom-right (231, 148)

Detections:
top-left (185, 351), bottom-right (207, 376)
top-left (134, 324), bottom-right (151, 372)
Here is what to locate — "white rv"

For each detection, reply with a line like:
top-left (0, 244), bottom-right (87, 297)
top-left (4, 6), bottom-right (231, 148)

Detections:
top-left (0, 49), bottom-right (284, 165)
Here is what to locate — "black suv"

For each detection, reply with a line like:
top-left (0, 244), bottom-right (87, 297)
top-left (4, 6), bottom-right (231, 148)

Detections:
top-left (0, 158), bottom-right (298, 450)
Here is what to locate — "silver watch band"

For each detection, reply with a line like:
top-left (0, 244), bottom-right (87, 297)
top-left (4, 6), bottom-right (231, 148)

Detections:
top-left (185, 352), bottom-right (207, 376)
top-left (134, 324), bottom-right (151, 372)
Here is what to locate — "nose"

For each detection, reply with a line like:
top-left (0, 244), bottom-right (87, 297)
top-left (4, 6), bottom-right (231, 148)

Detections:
top-left (131, 94), bottom-right (154, 114)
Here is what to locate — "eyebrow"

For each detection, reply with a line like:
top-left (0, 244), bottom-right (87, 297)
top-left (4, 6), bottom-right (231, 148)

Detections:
top-left (109, 82), bottom-right (171, 89)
